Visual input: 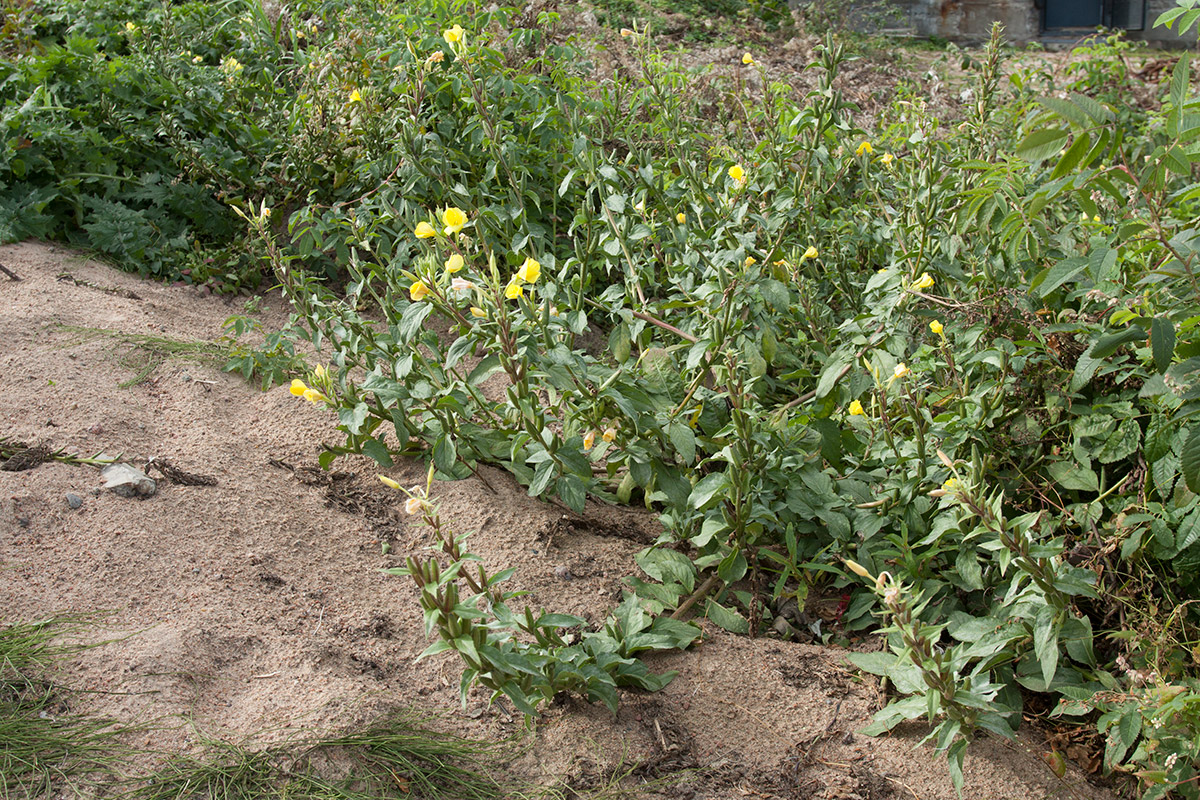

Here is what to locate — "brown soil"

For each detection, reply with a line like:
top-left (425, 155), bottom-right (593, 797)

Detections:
top-left (0, 241), bottom-right (1119, 799)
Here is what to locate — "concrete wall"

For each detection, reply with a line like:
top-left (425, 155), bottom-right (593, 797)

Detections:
top-left (904, 0), bottom-right (1198, 46)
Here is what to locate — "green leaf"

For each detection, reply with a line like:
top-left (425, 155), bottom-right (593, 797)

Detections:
top-left (846, 651), bottom-right (898, 676)
top-left (338, 403), bottom-right (369, 435)
top-left (690, 472), bottom-right (729, 509)
top-left (556, 474), bottom-right (586, 513)
top-left (1016, 128), bottom-right (1069, 162)
top-left (717, 548), bottom-right (747, 583)
top-left (1174, 508), bottom-right (1200, 556)
top-left (467, 353), bottom-right (503, 385)
top-left (433, 434), bottom-right (457, 473)
top-left (1095, 418), bottom-right (1141, 464)
top-left (362, 437), bottom-right (394, 467)
top-left (1034, 605), bottom-right (1060, 688)
top-left (667, 421), bottom-right (696, 464)
top-left (636, 547), bottom-right (697, 593)
top-left (1036, 258), bottom-right (1087, 297)
top-left (1047, 460), bottom-right (1099, 492)
top-left (1183, 427), bottom-right (1200, 494)
top-left (704, 598), bottom-right (748, 634)
top-left (398, 301), bottom-right (433, 344)
top-left (1152, 317), bottom-right (1177, 374)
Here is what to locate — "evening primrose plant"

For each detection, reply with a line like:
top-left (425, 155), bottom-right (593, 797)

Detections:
top-left (203, 2), bottom-right (1200, 789)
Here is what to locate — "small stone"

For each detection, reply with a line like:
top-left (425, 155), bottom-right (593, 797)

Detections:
top-left (100, 463), bottom-right (157, 498)
top-left (554, 565), bottom-right (572, 581)
top-left (65, 493), bottom-right (83, 509)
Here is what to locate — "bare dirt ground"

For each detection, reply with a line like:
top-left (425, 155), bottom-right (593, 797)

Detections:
top-left (0, 240), bottom-right (1120, 799)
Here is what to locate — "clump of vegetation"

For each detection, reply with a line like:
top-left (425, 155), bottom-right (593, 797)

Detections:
top-left (0, 617), bottom-right (127, 796)
top-left (7, 0), bottom-right (1200, 795)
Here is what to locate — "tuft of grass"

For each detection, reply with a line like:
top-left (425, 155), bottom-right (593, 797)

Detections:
top-left (55, 324), bottom-right (230, 387)
top-left (130, 714), bottom-right (514, 800)
top-left (0, 617), bottom-right (127, 799)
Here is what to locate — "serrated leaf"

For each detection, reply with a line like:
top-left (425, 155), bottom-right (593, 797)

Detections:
top-left (1182, 427), bottom-right (1200, 493)
top-left (1152, 317), bottom-right (1176, 373)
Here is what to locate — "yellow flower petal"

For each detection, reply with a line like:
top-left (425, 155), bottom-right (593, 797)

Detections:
top-left (744, 256), bottom-right (757, 267)
top-left (676, 212), bottom-right (686, 224)
top-left (505, 280), bottom-right (523, 300)
top-left (517, 257), bottom-right (541, 283)
top-left (893, 363), bottom-right (910, 380)
top-left (802, 245), bottom-right (818, 260)
top-left (849, 399), bottom-right (865, 416)
top-left (728, 164), bottom-right (745, 182)
top-left (414, 221), bottom-right (436, 239)
top-left (405, 497), bottom-right (425, 515)
top-left (912, 272), bottom-right (934, 291)
top-left (582, 430), bottom-right (595, 450)
top-left (855, 141), bottom-right (874, 157)
top-left (930, 320), bottom-right (943, 335)
top-left (290, 379), bottom-right (308, 397)
top-left (410, 280), bottom-right (431, 302)
top-left (602, 427), bottom-right (617, 443)
top-left (302, 388), bottom-right (326, 404)
top-left (442, 207), bottom-right (467, 235)
top-left (742, 52), bottom-right (755, 65)
top-left (444, 253), bottom-right (464, 273)
top-left (349, 88), bottom-right (362, 103)
top-left (443, 24), bottom-right (464, 44)
top-left (470, 306), bottom-right (487, 318)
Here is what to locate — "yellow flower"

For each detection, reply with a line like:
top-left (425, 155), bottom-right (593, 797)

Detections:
top-left (856, 141), bottom-right (874, 157)
top-left (220, 56), bottom-right (243, 74)
top-left (349, 88), bottom-right (363, 103)
top-left (880, 152), bottom-right (894, 166)
top-left (125, 21), bottom-right (138, 32)
top-left (444, 253), bottom-right (464, 273)
top-left (620, 28), bottom-right (635, 36)
top-left (634, 200), bottom-right (645, 213)
top-left (505, 280), bottom-right (524, 300)
top-left (602, 427), bottom-right (617, 443)
top-left (742, 52), bottom-right (755, 65)
top-left (442, 207), bottom-right (467, 235)
top-left (744, 256), bottom-right (757, 267)
top-left (405, 497), bottom-right (426, 515)
top-left (802, 245), bottom-right (818, 261)
top-left (930, 319), bottom-right (944, 335)
top-left (414, 221), bottom-right (436, 239)
top-left (470, 306), bottom-right (487, 318)
top-left (676, 212), bottom-right (686, 224)
top-left (912, 272), bottom-right (934, 291)
top-left (517, 257), bottom-right (541, 283)
top-left (192, 55), bottom-right (203, 64)
top-left (379, 475), bottom-right (401, 490)
top-left (409, 280), bottom-right (431, 302)
top-left (728, 164), bottom-right (746, 182)
top-left (302, 388), bottom-right (326, 404)
top-left (849, 399), bottom-right (865, 416)
top-left (443, 25), bottom-right (465, 44)
top-left (290, 379), bottom-right (308, 397)
top-left (942, 477), bottom-right (958, 492)
top-left (893, 363), bottom-right (910, 380)
top-left (844, 559), bottom-right (873, 579)
top-left (427, 50), bottom-right (445, 64)
top-left (583, 430), bottom-right (596, 450)
top-left (313, 364), bottom-right (328, 382)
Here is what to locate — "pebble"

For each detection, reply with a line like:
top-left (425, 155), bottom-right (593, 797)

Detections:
top-left (100, 463), bottom-right (157, 498)
top-left (554, 565), bottom-right (572, 580)
top-left (65, 493), bottom-right (83, 509)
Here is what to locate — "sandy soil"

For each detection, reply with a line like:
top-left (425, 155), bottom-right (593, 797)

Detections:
top-left (0, 241), bottom-right (1120, 799)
